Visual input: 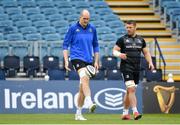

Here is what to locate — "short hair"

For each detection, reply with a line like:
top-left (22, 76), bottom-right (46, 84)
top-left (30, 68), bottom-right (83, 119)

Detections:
top-left (126, 20), bottom-right (136, 26)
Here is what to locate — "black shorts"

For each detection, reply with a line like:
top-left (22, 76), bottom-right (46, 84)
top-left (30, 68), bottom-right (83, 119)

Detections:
top-left (71, 59), bottom-right (92, 71)
top-left (122, 71), bottom-right (140, 84)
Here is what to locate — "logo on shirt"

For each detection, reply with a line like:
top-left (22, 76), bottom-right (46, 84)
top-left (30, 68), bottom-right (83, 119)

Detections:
top-left (126, 75), bottom-right (129, 78)
top-left (76, 29), bottom-right (80, 32)
top-left (89, 28), bottom-right (92, 32)
top-left (137, 39), bottom-right (142, 43)
top-left (125, 39), bottom-right (130, 43)
top-left (76, 64), bottom-right (80, 68)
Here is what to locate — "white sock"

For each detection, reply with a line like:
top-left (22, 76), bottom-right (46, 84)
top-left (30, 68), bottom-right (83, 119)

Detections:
top-left (76, 107), bottom-right (82, 115)
top-left (122, 108), bottom-right (129, 115)
top-left (132, 107), bottom-right (138, 114)
top-left (85, 96), bottom-right (93, 107)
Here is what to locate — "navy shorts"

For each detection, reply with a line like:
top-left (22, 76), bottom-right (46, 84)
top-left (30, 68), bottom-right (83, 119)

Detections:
top-left (71, 59), bottom-right (92, 71)
top-left (122, 71), bottom-right (140, 84)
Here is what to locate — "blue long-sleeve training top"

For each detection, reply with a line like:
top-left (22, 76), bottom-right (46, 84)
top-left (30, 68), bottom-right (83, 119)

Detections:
top-left (63, 22), bottom-right (99, 63)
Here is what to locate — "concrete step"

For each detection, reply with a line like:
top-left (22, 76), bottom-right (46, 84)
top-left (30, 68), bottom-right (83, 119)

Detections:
top-left (119, 15), bottom-right (160, 22)
top-left (160, 44), bottom-right (180, 48)
top-left (136, 30), bottom-right (172, 37)
top-left (112, 8), bottom-right (154, 15)
top-left (145, 38), bottom-right (176, 43)
top-left (158, 51), bottom-right (180, 55)
top-left (136, 22), bottom-right (165, 30)
top-left (107, 1), bottom-right (149, 7)
top-left (160, 66), bottom-right (180, 70)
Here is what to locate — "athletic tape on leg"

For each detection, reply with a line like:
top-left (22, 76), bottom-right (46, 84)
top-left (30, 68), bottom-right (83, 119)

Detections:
top-left (125, 81), bottom-right (136, 88)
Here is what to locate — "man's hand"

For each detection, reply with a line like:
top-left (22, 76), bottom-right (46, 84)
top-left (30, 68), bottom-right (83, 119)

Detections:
top-left (119, 53), bottom-right (127, 60)
top-left (94, 61), bottom-right (99, 72)
top-left (64, 61), bottom-right (71, 71)
top-left (149, 62), bottom-right (155, 71)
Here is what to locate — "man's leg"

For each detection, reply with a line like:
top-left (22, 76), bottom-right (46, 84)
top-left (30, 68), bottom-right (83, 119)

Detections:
top-left (126, 80), bottom-right (142, 120)
top-left (80, 76), bottom-right (96, 113)
top-left (122, 92), bottom-right (131, 120)
top-left (75, 84), bottom-right (87, 120)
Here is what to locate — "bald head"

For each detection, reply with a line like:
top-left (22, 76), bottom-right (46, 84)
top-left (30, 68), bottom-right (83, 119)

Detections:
top-left (80, 9), bottom-right (90, 17)
top-left (79, 9), bottom-right (90, 28)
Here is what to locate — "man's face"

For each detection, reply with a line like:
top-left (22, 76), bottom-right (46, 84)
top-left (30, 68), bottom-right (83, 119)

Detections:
top-left (79, 14), bottom-right (90, 28)
top-left (126, 23), bottom-right (136, 36)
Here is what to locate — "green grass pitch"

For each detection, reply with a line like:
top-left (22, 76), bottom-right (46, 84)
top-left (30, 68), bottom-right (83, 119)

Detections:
top-left (0, 114), bottom-right (180, 124)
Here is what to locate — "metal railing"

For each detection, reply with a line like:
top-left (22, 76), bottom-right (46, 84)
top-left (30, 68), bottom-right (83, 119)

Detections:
top-left (154, 37), bottom-right (166, 80)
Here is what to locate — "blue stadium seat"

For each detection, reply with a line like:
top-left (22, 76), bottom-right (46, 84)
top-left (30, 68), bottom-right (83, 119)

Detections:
top-left (19, 1), bottom-right (36, 8)
top-left (24, 8), bottom-right (41, 15)
top-left (107, 21), bottom-right (124, 29)
top-left (68, 71), bottom-right (79, 80)
top-left (3, 26), bottom-right (18, 35)
top-left (50, 44), bottom-right (63, 60)
top-left (65, 14), bottom-right (79, 24)
top-left (100, 34), bottom-right (117, 42)
top-left (0, 14), bottom-right (9, 21)
top-left (102, 14), bottom-right (120, 22)
top-left (97, 27), bottom-right (112, 35)
top-left (12, 44), bottom-right (29, 60)
top-left (47, 14), bottom-right (64, 22)
top-left (113, 27), bottom-right (127, 36)
top-left (0, 20), bottom-right (13, 27)
top-left (5, 7), bottom-right (22, 15)
top-left (101, 56), bottom-right (118, 70)
top-left (20, 26), bottom-right (37, 34)
top-left (33, 20), bottom-right (50, 28)
top-left (56, 27), bottom-right (68, 40)
top-left (15, 20), bottom-right (32, 28)
top-left (43, 55), bottom-right (59, 72)
top-left (37, 1), bottom-right (54, 8)
top-left (25, 33), bottom-right (42, 41)
top-left (2, 1), bottom-right (18, 8)
top-left (52, 20), bottom-right (69, 28)
top-left (48, 69), bottom-right (65, 80)
top-left (96, 8), bottom-right (113, 15)
top-left (107, 69), bottom-right (122, 80)
top-left (0, 33), bottom-right (3, 40)
top-left (29, 14), bottom-right (45, 22)
top-left (6, 33), bottom-right (23, 41)
top-left (55, 1), bottom-right (72, 8)
top-left (41, 7), bottom-right (58, 15)
top-left (90, 1), bottom-right (109, 8)
top-left (0, 7), bottom-right (5, 14)
top-left (23, 56), bottom-right (40, 77)
top-left (4, 55), bottom-right (20, 77)
top-left (0, 69), bottom-right (6, 80)
top-left (145, 69), bottom-right (162, 82)
top-left (73, 1), bottom-right (90, 9)
top-left (93, 69), bottom-right (105, 80)
top-left (59, 8), bottom-right (77, 16)
top-left (43, 33), bottom-right (61, 41)
top-left (0, 46), bottom-right (8, 60)
top-left (90, 14), bottom-right (101, 21)
top-left (11, 14), bottom-right (27, 21)
top-left (91, 20), bottom-right (106, 28)
top-left (39, 27), bottom-right (56, 35)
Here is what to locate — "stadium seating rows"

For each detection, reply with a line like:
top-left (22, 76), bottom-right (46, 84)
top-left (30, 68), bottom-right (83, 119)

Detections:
top-left (1, 55), bottom-right (154, 81)
top-left (0, 0), bottom-right (126, 42)
top-left (153, 0), bottom-right (180, 37)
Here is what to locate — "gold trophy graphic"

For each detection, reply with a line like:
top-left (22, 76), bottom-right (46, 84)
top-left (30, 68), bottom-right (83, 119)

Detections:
top-left (153, 85), bottom-right (178, 113)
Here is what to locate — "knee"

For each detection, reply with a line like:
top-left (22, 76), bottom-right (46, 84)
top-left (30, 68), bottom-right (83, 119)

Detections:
top-left (127, 87), bottom-right (136, 93)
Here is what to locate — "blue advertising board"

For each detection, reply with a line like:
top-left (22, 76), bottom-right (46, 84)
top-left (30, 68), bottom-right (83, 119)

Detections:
top-left (0, 80), bottom-right (142, 114)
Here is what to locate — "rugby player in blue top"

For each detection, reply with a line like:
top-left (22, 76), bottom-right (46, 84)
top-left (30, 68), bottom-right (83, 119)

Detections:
top-left (63, 9), bottom-right (99, 121)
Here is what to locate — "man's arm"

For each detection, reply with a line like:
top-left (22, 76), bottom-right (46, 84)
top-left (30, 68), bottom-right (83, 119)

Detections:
top-left (94, 52), bottom-right (99, 71)
top-left (113, 45), bottom-right (127, 60)
top-left (142, 47), bottom-right (154, 70)
top-left (63, 50), bottom-right (71, 71)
